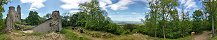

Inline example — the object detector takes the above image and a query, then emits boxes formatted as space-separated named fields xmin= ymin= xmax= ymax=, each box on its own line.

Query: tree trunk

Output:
xmin=163 ymin=26 xmax=166 ymax=38
xmin=212 ymin=13 xmax=215 ymax=37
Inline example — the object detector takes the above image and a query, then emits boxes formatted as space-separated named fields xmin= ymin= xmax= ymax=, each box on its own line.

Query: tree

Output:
xmin=67 ymin=0 xmax=126 ymax=35
xmin=61 ymin=13 xmax=72 ymax=27
xmin=144 ymin=0 xmax=161 ymax=37
xmin=43 ymin=13 xmax=51 ymax=19
xmin=192 ymin=10 xmax=210 ymax=32
xmin=78 ymin=0 xmax=109 ymax=30
xmin=203 ymin=0 xmax=217 ymax=36
xmin=144 ymin=0 xmax=193 ymax=38
xmin=25 ymin=11 xmax=43 ymax=25
xmin=0 ymin=0 xmax=8 ymax=30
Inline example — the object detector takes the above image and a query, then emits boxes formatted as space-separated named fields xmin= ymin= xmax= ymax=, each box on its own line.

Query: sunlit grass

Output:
xmin=60 ymin=28 xmax=89 ymax=40
xmin=0 ymin=33 xmax=9 ymax=40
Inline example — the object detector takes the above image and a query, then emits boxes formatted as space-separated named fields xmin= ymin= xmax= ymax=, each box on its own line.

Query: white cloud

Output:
xmin=69 ymin=10 xmax=80 ymax=13
xmin=60 ymin=0 xmax=91 ymax=13
xmin=177 ymin=0 xmax=200 ymax=18
xmin=183 ymin=0 xmax=197 ymax=9
xmin=61 ymin=0 xmax=136 ymax=11
xmin=99 ymin=0 xmax=112 ymax=4
xmin=105 ymin=0 xmax=155 ymax=11
xmin=99 ymin=2 xmax=108 ymax=10
xmin=108 ymin=0 xmax=133 ymax=10
xmin=109 ymin=15 xmax=144 ymax=21
xmin=179 ymin=0 xmax=198 ymax=10
xmin=98 ymin=0 xmax=112 ymax=10
xmin=20 ymin=0 xmax=46 ymax=11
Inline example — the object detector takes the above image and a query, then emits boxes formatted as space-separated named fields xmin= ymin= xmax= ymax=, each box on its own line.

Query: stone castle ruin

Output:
xmin=6 ymin=5 xmax=21 ymax=31
xmin=6 ymin=5 xmax=62 ymax=33
xmin=33 ymin=11 xmax=62 ymax=33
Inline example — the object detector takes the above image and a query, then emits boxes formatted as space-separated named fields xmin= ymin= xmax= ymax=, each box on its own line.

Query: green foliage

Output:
xmin=58 ymin=0 xmax=217 ymax=39
xmin=0 ymin=19 xmax=5 ymax=30
xmin=104 ymin=23 xmax=127 ymax=35
xmin=67 ymin=0 xmax=129 ymax=35
xmin=142 ymin=0 xmax=193 ymax=38
xmin=0 ymin=0 xmax=8 ymax=31
xmin=60 ymin=28 xmax=88 ymax=40
xmin=79 ymin=0 xmax=109 ymax=31
xmin=43 ymin=13 xmax=51 ymax=19
xmin=69 ymin=12 xmax=88 ymax=27
xmin=192 ymin=10 xmax=211 ymax=33
xmin=25 ymin=11 xmax=43 ymax=25
xmin=62 ymin=16 xmax=71 ymax=27
xmin=211 ymin=35 xmax=217 ymax=40
xmin=203 ymin=0 xmax=217 ymax=33
xmin=0 ymin=0 xmax=8 ymax=13
xmin=123 ymin=24 xmax=136 ymax=32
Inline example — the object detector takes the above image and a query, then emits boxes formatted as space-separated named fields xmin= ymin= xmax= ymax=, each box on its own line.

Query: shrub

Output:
xmin=0 ymin=19 xmax=5 ymax=30
xmin=104 ymin=23 xmax=127 ymax=35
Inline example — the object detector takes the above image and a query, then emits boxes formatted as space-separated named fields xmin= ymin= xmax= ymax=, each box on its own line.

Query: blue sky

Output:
xmin=2 ymin=0 xmax=203 ymax=22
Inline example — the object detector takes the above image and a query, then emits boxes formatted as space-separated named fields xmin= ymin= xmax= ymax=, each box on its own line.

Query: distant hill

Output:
xmin=112 ymin=21 xmax=143 ymax=25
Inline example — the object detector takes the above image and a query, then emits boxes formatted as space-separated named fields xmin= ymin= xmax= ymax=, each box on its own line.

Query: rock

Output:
xmin=22 ymin=30 xmax=33 ymax=33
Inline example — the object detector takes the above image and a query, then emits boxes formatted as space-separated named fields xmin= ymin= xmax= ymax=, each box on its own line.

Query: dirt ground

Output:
xmin=7 ymin=32 xmax=65 ymax=40
xmin=193 ymin=31 xmax=211 ymax=40
xmin=5 ymin=30 xmax=212 ymax=40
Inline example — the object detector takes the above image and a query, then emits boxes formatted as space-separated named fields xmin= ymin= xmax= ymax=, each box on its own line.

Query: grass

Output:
xmin=156 ymin=36 xmax=191 ymax=40
xmin=211 ymin=35 xmax=217 ymax=40
xmin=0 ymin=33 xmax=9 ymax=40
xmin=60 ymin=27 xmax=193 ymax=40
xmin=60 ymin=28 xmax=89 ymax=40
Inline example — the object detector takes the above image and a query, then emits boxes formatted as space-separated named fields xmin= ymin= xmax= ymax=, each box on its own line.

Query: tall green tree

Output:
xmin=61 ymin=13 xmax=71 ymax=27
xmin=0 ymin=0 xmax=8 ymax=30
xmin=203 ymin=0 xmax=217 ymax=36
xmin=43 ymin=13 xmax=51 ymax=19
xmin=78 ymin=0 xmax=109 ymax=30
xmin=25 ymin=11 xmax=43 ymax=25
xmin=192 ymin=10 xmax=210 ymax=32
xmin=144 ymin=0 xmax=161 ymax=37
xmin=69 ymin=0 xmax=126 ymax=35
xmin=144 ymin=0 xmax=193 ymax=38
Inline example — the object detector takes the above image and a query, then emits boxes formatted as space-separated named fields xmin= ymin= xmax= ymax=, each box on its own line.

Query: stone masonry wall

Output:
xmin=33 ymin=11 xmax=62 ymax=33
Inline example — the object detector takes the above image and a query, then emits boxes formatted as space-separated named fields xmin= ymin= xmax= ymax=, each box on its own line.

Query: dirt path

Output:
xmin=8 ymin=32 xmax=65 ymax=40
xmin=193 ymin=31 xmax=211 ymax=40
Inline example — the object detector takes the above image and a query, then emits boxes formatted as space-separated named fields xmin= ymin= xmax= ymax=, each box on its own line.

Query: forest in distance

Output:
xmin=1 ymin=0 xmax=217 ymax=40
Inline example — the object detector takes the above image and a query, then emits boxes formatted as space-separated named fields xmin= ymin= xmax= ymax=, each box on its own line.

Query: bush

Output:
xmin=0 ymin=19 xmax=5 ymax=30
xmin=123 ymin=24 xmax=136 ymax=32
xmin=104 ymin=23 xmax=127 ymax=35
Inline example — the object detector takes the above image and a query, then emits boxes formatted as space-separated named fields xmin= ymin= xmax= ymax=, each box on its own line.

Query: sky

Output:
xmin=2 ymin=0 xmax=203 ymax=22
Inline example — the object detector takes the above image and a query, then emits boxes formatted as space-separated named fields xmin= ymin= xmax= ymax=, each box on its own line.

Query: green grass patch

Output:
xmin=0 ymin=33 xmax=9 ymax=40
xmin=155 ymin=36 xmax=191 ymax=40
xmin=211 ymin=35 xmax=217 ymax=40
xmin=60 ymin=28 xmax=89 ymax=40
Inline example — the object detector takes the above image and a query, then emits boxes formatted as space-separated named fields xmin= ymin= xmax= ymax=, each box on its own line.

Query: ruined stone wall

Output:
xmin=51 ymin=11 xmax=62 ymax=32
xmin=33 ymin=20 xmax=52 ymax=33
xmin=33 ymin=11 xmax=62 ymax=33
xmin=6 ymin=6 xmax=20 ymax=31
xmin=17 ymin=5 xmax=21 ymax=20
xmin=6 ymin=5 xmax=62 ymax=33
